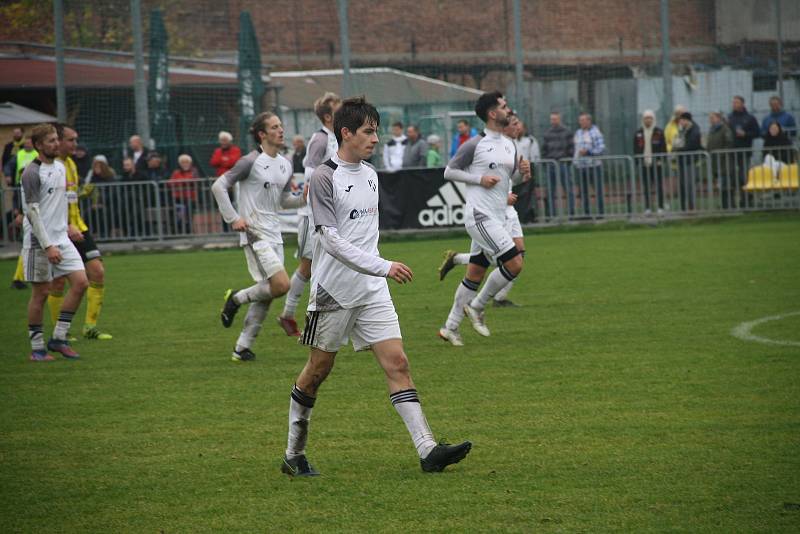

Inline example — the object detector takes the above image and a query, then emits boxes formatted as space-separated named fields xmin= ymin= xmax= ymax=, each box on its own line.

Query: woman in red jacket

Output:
xmin=209 ymin=131 xmax=241 ymax=177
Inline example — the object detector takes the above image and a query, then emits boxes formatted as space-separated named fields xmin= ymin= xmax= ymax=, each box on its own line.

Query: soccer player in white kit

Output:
xmin=438 ymin=114 xmax=529 ymax=307
xmin=438 ymin=92 xmax=530 ymax=347
xmin=211 ymin=112 xmax=306 ymax=362
xmin=277 ymin=92 xmax=341 ymax=337
xmin=20 ymin=123 xmax=89 ymax=361
xmin=281 ymin=97 xmax=471 ymax=476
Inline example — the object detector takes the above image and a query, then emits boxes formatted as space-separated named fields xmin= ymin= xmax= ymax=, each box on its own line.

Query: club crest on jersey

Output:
xmin=280 ymin=164 xmax=286 ymax=173
xmin=368 ymin=179 xmax=377 ymax=192
xmin=505 ymin=146 xmax=512 ymax=153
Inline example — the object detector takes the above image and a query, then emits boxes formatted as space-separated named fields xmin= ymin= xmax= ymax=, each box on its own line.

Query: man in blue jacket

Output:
xmin=760 ymin=96 xmax=797 ymax=138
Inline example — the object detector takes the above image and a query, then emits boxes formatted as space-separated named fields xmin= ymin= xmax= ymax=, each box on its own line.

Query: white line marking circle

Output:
xmin=731 ymin=311 xmax=800 ymax=347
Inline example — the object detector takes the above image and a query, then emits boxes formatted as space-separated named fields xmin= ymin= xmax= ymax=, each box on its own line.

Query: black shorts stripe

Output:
xmin=476 ymin=222 xmax=499 ymax=253
xmin=302 ymin=311 xmax=319 ymax=346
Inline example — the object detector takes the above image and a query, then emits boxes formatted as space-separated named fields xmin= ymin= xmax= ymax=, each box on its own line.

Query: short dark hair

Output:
xmin=333 ymin=96 xmax=380 ymax=145
xmin=392 ymin=121 xmax=403 ymax=129
xmin=475 ymin=91 xmax=504 ymax=122
xmin=249 ymin=111 xmax=277 ymax=146
xmin=457 ymin=119 xmax=470 ymax=126
xmin=733 ymin=95 xmax=745 ymax=104
xmin=54 ymin=122 xmax=76 ymax=140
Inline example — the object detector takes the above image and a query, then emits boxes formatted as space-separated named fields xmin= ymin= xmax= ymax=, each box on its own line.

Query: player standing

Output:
xmin=438 ymin=92 xmax=530 ymax=346
xmin=48 ymin=124 xmax=113 ymax=341
xmin=438 ymin=114 xmax=528 ymax=308
xmin=277 ymin=92 xmax=341 ymax=337
xmin=281 ymin=97 xmax=471 ymax=476
xmin=211 ymin=112 xmax=306 ymax=362
xmin=20 ymin=124 xmax=88 ymax=361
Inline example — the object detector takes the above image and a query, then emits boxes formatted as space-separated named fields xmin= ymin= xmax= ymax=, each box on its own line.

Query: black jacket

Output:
xmin=676 ymin=122 xmax=702 ymax=152
xmin=633 ymin=127 xmax=667 ymax=155
xmin=541 ymin=124 xmax=574 ymax=160
xmin=727 ymin=109 xmax=760 ymax=149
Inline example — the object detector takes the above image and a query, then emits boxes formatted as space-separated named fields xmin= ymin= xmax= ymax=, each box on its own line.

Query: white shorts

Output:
xmin=467 ymin=216 xmax=516 ymax=263
xmin=300 ymin=300 xmax=402 ymax=353
xmin=243 ymin=241 xmax=285 ymax=282
xmin=504 ymin=208 xmax=523 ymax=239
xmin=22 ymin=242 xmax=84 ymax=283
xmin=297 ymin=215 xmax=314 ymax=260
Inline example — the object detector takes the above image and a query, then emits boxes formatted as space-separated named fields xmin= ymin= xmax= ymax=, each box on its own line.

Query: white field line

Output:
xmin=731 ymin=311 xmax=800 ymax=348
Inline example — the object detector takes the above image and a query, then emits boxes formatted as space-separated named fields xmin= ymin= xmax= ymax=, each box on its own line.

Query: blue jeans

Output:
xmin=546 ymin=163 xmax=575 ymax=218
xmin=579 ymin=165 xmax=605 ymax=216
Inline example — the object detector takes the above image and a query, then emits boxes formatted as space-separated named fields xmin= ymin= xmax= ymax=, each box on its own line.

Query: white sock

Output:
xmin=235 ymin=300 xmax=269 ymax=351
xmin=494 ymin=280 xmax=514 ymax=302
xmin=390 ymin=389 xmax=436 ymax=458
xmin=445 ymin=278 xmax=479 ymax=331
xmin=234 ymin=282 xmax=272 ymax=305
xmin=286 ymin=384 xmax=315 ymax=459
xmin=53 ymin=310 xmax=75 ymax=340
xmin=471 ymin=267 xmax=516 ymax=311
xmin=453 ymin=253 xmax=470 ymax=265
xmin=282 ymin=270 xmax=309 ymax=318
xmin=28 ymin=324 xmax=45 ymax=351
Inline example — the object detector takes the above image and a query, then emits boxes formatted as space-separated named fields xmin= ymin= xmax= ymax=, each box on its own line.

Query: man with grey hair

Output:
xmin=210 ymin=130 xmax=241 ymax=177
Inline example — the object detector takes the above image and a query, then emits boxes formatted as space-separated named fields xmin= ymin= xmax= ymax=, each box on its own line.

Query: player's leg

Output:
xmin=438 ymin=249 xmax=470 ymax=281
xmin=48 ymin=275 xmax=66 ymax=326
xmin=279 ymin=216 xmax=313 ymax=334
xmin=282 ymin=308 xmax=351 ymax=477
xmin=47 ymin=244 xmax=88 ymax=359
xmin=25 ymin=246 xmax=54 ymax=361
xmin=439 ymin=241 xmax=487 ymax=345
xmin=493 ymin=235 xmax=525 ymax=307
xmin=80 ymin=233 xmax=112 ymax=340
xmin=359 ymin=305 xmax=470 ymax=472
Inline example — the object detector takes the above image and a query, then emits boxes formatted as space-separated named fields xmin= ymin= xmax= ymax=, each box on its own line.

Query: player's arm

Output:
xmin=444 ymin=137 xmax=498 ymax=188
xmin=21 ymin=167 xmax=61 ymax=263
xmin=211 ymin=155 xmax=253 ymax=230
xmin=280 ymin=175 xmax=306 ymax=209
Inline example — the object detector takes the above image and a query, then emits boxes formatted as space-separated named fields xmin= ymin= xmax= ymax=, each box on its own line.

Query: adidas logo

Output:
xmin=418 ymin=182 xmax=467 ymax=227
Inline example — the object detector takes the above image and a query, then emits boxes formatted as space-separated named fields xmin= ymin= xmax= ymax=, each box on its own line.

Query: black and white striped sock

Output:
xmin=28 ymin=324 xmax=44 ymax=351
xmin=53 ymin=310 xmax=75 ymax=341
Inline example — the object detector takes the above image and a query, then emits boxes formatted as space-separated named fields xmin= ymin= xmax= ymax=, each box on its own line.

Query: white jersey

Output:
xmin=221 ymin=149 xmax=294 ymax=246
xmin=21 ymin=159 xmax=69 ymax=249
xmin=307 ymin=153 xmax=390 ymax=310
xmin=300 ymin=126 xmax=338 ymax=216
xmin=446 ymin=129 xmax=517 ymax=226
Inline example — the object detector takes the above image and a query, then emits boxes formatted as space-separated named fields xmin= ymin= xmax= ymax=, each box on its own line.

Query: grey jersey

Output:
xmin=307 ymin=153 xmax=390 ymax=311
xmin=300 ymin=126 xmax=338 ymax=216
xmin=447 ymin=129 xmax=517 ymax=225
xmin=21 ymin=159 xmax=69 ymax=249
xmin=221 ymin=149 xmax=294 ymax=245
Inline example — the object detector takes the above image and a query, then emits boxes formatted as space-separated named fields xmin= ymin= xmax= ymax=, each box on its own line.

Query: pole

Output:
xmin=337 ymin=0 xmax=351 ymax=98
xmin=776 ymin=0 xmax=784 ymax=102
xmin=660 ymin=0 xmax=673 ymax=126
xmin=131 ymin=0 xmax=150 ymax=145
xmin=54 ymin=0 xmax=66 ymax=122
xmin=512 ymin=0 xmax=526 ymax=122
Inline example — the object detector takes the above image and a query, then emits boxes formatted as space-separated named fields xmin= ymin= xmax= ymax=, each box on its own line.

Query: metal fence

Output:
xmin=1 ymin=146 xmax=798 ymax=246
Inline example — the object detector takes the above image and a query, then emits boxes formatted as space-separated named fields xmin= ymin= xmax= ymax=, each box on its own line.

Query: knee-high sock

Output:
xmin=234 ymin=281 xmax=272 ymax=305
xmin=453 ymin=253 xmax=470 ymax=265
xmin=493 ymin=280 xmax=514 ymax=302
xmin=286 ymin=384 xmax=315 ymax=459
xmin=282 ymin=270 xmax=309 ymax=318
xmin=85 ymin=281 xmax=104 ymax=327
xmin=235 ymin=300 xmax=270 ymax=351
xmin=48 ymin=289 xmax=65 ymax=326
xmin=390 ymin=389 xmax=436 ymax=458
xmin=445 ymin=278 xmax=479 ymax=331
xmin=470 ymin=266 xmax=517 ymax=311
xmin=13 ymin=255 xmax=24 ymax=282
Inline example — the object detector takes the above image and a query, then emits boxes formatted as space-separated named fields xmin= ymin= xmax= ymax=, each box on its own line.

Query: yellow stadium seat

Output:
xmin=744 ymin=163 xmax=799 ymax=191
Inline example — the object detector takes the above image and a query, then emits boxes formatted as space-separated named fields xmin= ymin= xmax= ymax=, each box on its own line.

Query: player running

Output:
xmin=48 ymin=123 xmax=113 ymax=341
xmin=277 ymin=92 xmax=341 ymax=337
xmin=211 ymin=112 xmax=306 ymax=362
xmin=20 ymin=124 xmax=88 ymax=361
xmin=281 ymin=97 xmax=471 ymax=476
xmin=438 ymin=114 xmax=529 ymax=308
xmin=438 ymin=92 xmax=530 ymax=346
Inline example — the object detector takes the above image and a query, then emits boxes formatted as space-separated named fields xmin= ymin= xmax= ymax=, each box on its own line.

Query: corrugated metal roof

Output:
xmin=0 ymin=101 xmax=57 ymax=125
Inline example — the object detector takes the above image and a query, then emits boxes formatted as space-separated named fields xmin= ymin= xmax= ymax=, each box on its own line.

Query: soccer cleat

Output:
xmin=277 ymin=315 xmax=301 ymax=337
xmin=29 ymin=350 xmax=55 ymax=362
xmin=420 ymin=441 xmax=472 ymax=472
xmin=10 ymin=280 xmax=28 ymax=290
xmin=83 ymin=326 xmax=113 ymax=340
xmin=281 ymin=455 xmax=320 ymax=477
xmin=438 ymin=327 xmax=464 ymax=347
xmin=46 ymin=338 xmax=80 ymax=359
xmin=463 ymin=304 xmax=490 ymax=337
xmin=438 ymin=250 xmax=458 ymax=281
xmin=231 ymin=347 xmax=256 ymax=362
xmin=220 ymin=289 xmax=241 ymax=328
xmin=492 ymin=299 xmax=520 ymax=308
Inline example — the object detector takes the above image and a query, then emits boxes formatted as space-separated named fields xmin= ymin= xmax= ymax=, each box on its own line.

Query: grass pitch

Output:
xmin=1 ymin=214 xmax=799 ymax=532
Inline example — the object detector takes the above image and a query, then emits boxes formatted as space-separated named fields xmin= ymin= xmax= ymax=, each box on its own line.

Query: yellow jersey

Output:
xmin=58 ymin=156 xmax=89 ymax=232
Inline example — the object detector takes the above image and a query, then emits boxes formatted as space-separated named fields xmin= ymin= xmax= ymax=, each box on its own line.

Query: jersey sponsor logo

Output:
xmin=489 ymin=162 xmax=498 ymax=169
xmin=418 ymin=181 xmax=467 ymax=227
xmin=349 ymin=206 xmax=379 ymax=220
xmin=344 ymin=185 xmax=354 ymax=192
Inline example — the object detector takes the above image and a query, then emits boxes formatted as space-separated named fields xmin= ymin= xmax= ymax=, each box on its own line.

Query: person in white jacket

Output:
xmin=382 ymin=121 xmax=406 ymax=172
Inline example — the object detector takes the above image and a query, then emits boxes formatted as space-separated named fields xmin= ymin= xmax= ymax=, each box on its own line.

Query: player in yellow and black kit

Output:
xmin=50 ymin=124 xmax=112 ymax=340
